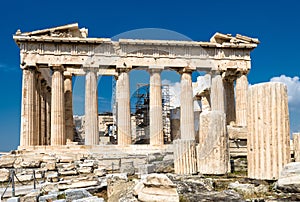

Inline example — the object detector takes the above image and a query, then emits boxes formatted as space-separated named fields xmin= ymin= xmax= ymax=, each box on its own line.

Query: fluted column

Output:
xmin=236 ymin=73 xmax=248 ymax=127
xmin=20 ymin=66 xmax=37 ymax=146
xmin=85 ymin=69 xmax=99 ymax=145
xmin=64 ymin=72 xmax=74 ymax=143
xmin=149 ymin=68 xmax=163 ymax=145
xmin=174 ymin=69 xmax=197 ymax=175
xmin=210 ymin=71 xmax=225 ymax=112
xmin=50 ymin=65 xmax=66 ymax=145
xmin=46 ymin=87 xmax=51 ymax=145
xmin=40 ymin=80 xmax=47 ymax=145
xmin=117 ymin=69 xmax=131 ymax=145
xmin=35 ymin=73 xmax=42 ymax=145
xmin=180 ymin=71 xmax=195 ymax=140
xmin=293 ymin=133 xmax=300 ymax=162
xmin=224 ymin=78 xmax=236 ymax=124
xmin=247 ymin=82 xmax=290 ymax=180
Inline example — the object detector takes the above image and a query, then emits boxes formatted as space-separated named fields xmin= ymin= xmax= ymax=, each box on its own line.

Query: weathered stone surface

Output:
xmin=93 ymin=167 xmax=107 ymax=177
xmin=168 ymin=174 xmax=243 ymax=201
xmin=0 ymin=155 xmax=16 ymax=168
xmin=120 ymin=161 xmax=135 ymax=175
xmin=39 ymin=193 xmax=58 ymax=202
xmin=98 ymin=159 xmax=120 ymax=171
xmin=108 ymin=180 xmax=137 ymax=202
xmin=46 ymin=171 xmax=59 ymax=182
xmin=277 ymin=162 xmax=300 ymax=193
xmin=72 ymin=196 xmax=104 ymax=202
xmin=21 ymin=189 xmax=40 ymax=202
xmin=65 ymin=188 xmax=92 ymax=201
xmin=228 ymin=181 xmax=268 ymax=196
xmin=107 ymin=173 xmax=128 ymax=198
xmin=40 ymin=182 xmax=59 ymax=193
xmin=77 ymin=166 xmax=93 ymax=174
xmin=41 ymin=162 xmax=56 ymax=171
xmin=7 ymin=197 xmax=20 ymax=202
xmin=135 ymin=174 xmax=179 ymax=202
xmin=138 ymin=164 xmax=155 ymax=177
xmin=248 ymin=82 xmax=290 ymax=180
xmin=15 ymin=173 xmax=33 ymax=182
xmin=58 ymin=180 xmax=99 ymax=190
xmin=294 ymin=133 xmax=300 ymax=162
xmin=173 ymin=139 xmax=197 ymax=175
xmin=0 ymin=168 xmax=10 ymax=182
xmin=197 ymin=111 xmax=229 ymax=174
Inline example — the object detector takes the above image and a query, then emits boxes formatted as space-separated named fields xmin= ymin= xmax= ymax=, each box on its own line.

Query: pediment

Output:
xmin=15 ymin=23 xmax=88 ymax=38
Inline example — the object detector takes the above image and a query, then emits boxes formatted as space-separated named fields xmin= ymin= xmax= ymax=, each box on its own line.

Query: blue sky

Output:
xmin=0 ymin=0 xmax=300 ymax=151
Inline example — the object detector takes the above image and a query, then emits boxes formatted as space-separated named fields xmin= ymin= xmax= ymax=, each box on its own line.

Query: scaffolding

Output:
xmin=131 ymin=83 xmax=171 ymax=144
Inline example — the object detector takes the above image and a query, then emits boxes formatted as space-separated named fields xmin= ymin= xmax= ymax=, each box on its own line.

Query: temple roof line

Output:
xmin=13 ymin=23 xmax=259 ymax=49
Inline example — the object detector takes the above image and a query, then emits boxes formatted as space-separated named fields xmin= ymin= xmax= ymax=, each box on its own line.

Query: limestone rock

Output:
xmin=65 ymin=188 xmax=92 ymax=201
xmin=40 ymin=182 xmax=59 ymax=193
xmin=228 ymin=181 xmax=268 ymax=196
xmin=78 ymin=166 xmax=93 ymax=174
xmin=138 ymin=164 xmax=155 ymax=177
xmin=72 ymin=196 xmax=104 ymax=202
xmin=0 ymin=155 xmax=16 ymax=168
xmin=135 ymin=174 xmax=179 ymax=202
xmin=7 ymin=197 xmax=20 ymax=202
xmin=107 ymin=173 xmax=128 ymax=198
xmin=39 ymin=193 xmax=58 ymax=202
xmin=120 ymin=161 xmax=135 ymax=176
xmin=277 ymin=162 xmax=300 ymax=192
xmin=41 ymin=162 xmax=56 ymax=171
xmin=93 ymin=167 xmax=107 ymax=177
xmin=0 ymin=168 xmax=10 ymax=182
xmin=21 ymin=189 xmax=40 ymax=202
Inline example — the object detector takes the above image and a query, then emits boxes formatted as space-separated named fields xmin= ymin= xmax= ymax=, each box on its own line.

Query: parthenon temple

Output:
xmin=12 ymin=23 xmax=293 ymax=180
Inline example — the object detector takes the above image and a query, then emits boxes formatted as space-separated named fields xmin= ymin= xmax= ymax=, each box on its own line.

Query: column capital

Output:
xmin=178 ymin=66 xmax=194 ymax=74
xmin=83 ymin=67 xmax=98 ymax=73
xmin=50 ymin=64 xmax=64 ymax=72
xmin=148 ymin=65 xmax=164 ymax=73
xmin=22 ymin=65 xmax=36 ymax=71
xmin=116 ymin=67 xmax=131 ymax=73
xmin=63 ymin=71 xmax=73 ymax=78
xmin=236 ymin=70 xmax=249 ymax=77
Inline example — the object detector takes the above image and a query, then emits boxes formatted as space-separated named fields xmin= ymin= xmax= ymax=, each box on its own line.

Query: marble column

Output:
xmin=20 ymin=66 xmax=37 ymax=146
xmin=210 ymin=71 xmax=225 ymax=112
xmin=247 ymin=82 xmax=290 ymax=180
xmin=50 ymin=65 xmax=66 ymax=145
xmin=40 ymin=80 xmax=47 ymax=145
xmin=236 ymin=73 xmax=248 ymax=127
xmin=149 ymin=68 xmax=163 ymax=145
xmin=35 ymin=73 xmax=42 ymax=145
xmin=293 ymin=133 xmax=300 ymax=162
xmin=117 ymin=69 xmax=131 ymax=145
xmin=224 ymin=78 xmax=236 ymax=124
xmin=180 ymin=71 xmax=195 ymax=140
xmin=64 ymin=72 xmax=74 ymax=143
xmin=174 ymin=70 xmax=197 ymax=175
xmin=197 ymin=111 xmax=229 ymax=174
xmin=46 ymin=87 xmax=51 ymax=145
xmin=85 ymin=70 xmax=99 ymax=145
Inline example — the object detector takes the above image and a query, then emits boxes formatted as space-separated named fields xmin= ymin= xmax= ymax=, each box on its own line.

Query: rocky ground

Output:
xmin=1 ymin=151 xmax=300 ymax=201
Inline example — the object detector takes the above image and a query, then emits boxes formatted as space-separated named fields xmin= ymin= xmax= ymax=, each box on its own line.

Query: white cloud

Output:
xmin=162 ymin=79 xmax=181 ymax=108
xmin=270 ymin=75 xmax=300 ymax=133
xmin=270 ymin=75 xmax=300 ymax=109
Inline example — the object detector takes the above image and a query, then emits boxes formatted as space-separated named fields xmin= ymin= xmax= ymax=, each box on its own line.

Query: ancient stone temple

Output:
xmin=14 ymin=23 xmax=260 ymax=175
